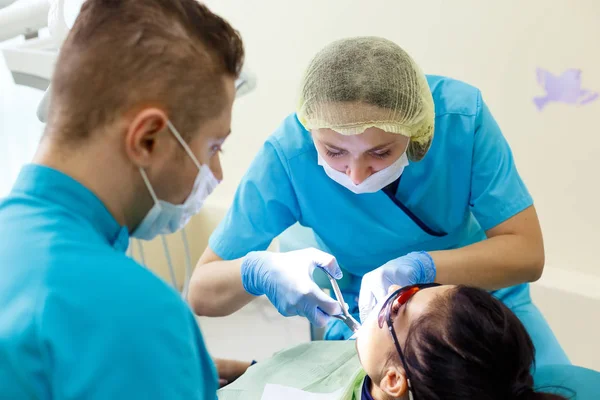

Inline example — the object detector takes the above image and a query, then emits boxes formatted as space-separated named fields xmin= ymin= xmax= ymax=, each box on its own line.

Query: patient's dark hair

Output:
xmin=403 ymin=286 xmax=567 ymax=400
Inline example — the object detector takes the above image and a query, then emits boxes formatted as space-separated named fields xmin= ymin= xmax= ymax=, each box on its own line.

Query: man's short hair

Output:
xmin=48 ymin=0 xmax=244 ymax=142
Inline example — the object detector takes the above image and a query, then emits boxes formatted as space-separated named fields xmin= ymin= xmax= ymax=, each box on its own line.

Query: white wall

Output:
xmin=0 ymin=35 xmax=44 ymax=197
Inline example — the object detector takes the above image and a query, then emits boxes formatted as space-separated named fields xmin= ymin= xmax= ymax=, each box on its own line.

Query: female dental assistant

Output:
xmin=188 ymin=37 xmax=569 ymax=367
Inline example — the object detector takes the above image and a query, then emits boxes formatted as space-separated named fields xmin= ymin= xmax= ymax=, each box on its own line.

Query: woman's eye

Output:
xmin=371 ymin=150 xmax=392 ymax=160
xmin=211 ymin=145 xmax=223 ymax=154
xmin=326 ymin=149 xmax=345 ymax=158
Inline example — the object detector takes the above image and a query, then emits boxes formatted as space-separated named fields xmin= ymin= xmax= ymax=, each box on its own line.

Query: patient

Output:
xmin=217 ymin=284 xmax=567 ymax=399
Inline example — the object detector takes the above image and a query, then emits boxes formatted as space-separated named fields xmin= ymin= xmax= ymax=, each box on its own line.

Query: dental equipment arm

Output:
xmin=2 ymin=0 xmax=257 ymax=115
xmin=0 ymin=0 xmax=17 ymax=8
xmin=0 ymin=0 xmax=48 ymax=42
xmin=0 ymin=0 xmax=66 ymax=92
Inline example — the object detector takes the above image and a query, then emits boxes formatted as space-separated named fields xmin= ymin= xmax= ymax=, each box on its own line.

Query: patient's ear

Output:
xmin=378 ymin=365 xmax=409 ymax=399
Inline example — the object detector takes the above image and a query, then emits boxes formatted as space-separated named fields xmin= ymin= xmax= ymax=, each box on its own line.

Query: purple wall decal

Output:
xmin=534 ymin=68 xmax=598 ymax=111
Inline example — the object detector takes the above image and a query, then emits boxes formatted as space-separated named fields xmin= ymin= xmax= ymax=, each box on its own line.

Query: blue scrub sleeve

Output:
xmin=40 ymin=261 xmax=218 ymax=399
xmin=469 ymin=95 xmax=533 ymax=231
xmin=209 ymin=140 xmax=301 ymax=260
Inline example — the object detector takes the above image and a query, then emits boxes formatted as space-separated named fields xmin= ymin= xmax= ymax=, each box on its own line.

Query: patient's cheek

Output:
xmin=356 ymin=312 xmax=386 ymax=376
xmin=356 ymin=335 xmax=372 ymax=373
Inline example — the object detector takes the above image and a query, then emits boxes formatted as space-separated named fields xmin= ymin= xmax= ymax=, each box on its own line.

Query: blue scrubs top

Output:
xmin=0 ymin=165 xmax=217 ymax=399
xmin=210 ymin=75 xmax=569 ymax=366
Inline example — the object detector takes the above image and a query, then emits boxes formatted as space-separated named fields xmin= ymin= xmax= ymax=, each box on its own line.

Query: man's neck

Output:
xmin=33 ymin=138 xmax=144 ymax=229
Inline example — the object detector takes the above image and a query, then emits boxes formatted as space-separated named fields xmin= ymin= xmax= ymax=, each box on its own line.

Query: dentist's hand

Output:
xmin=241 ymin=248 xmax=343 ymax=327
xmin=358 ymin=252 xmax=436 ymax=322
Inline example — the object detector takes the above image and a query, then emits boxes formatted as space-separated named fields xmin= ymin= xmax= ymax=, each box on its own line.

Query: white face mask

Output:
xmin=131 ymin=121 xmax=219 ymax=240
xmin=317 ymin=151 xmax=409 ymax=194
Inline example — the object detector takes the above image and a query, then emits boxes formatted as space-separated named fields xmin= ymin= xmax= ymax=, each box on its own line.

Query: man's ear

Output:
xmin=379 ymin=364 xmax=409 ymax=399
xmin=124 ymin=108 xmax=169 ymax=168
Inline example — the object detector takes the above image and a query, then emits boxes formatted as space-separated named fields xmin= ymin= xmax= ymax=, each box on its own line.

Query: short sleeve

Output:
xmin=40 ymin=258 xmax=218 ymax=400
xmin=469 ymin=94 xmax=533 ymax=231
xmin=209 ymin=139 xmax=301 ymax=260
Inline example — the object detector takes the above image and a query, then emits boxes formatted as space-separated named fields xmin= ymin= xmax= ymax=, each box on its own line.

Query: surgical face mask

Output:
xmin=131 ymin=121 xmax=219 ymax=240
xmin=317 ymin=151 xmax=409 ymax=194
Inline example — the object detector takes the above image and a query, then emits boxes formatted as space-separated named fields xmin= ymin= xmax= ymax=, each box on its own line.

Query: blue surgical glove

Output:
xmin=241 ymin=248 xmax=344 ymax=327
xmin=358 ymin=251 xmax=436 ymax=322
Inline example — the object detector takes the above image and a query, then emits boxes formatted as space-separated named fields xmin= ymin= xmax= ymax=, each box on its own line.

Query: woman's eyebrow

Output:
xmin=321 ymin=141 xmax=345 ymax=151
xmin=367 ymin=141 xmax=397 ymax=152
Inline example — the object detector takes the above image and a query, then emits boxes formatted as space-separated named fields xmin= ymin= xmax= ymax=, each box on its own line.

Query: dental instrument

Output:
xmin=320 ymin=266 xmax=361 ymax=333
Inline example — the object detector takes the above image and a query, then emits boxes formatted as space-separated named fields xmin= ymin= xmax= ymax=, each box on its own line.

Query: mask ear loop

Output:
xmin=136 ymin=240 xmax=147 ymax=267
xmin=166 ymin=120 xmax=203 ymax=170
xmin=180 ymin=227 xmax=192 ymax=300
xmin=160 ymin=235 xmax=178 ymax=290
xmin=133 ymin=122 xmax=195 ymax=293
xmin=139 ymin=168 xmax=161 ymax=205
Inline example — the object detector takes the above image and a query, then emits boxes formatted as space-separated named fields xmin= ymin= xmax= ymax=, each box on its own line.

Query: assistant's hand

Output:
xmin=241 ymin=248 xmax=343 ymax=327
xmin=213 ymin=358 xmax=252 ymax=387
xmin=358 ymin=251 xmax=436 ymax=322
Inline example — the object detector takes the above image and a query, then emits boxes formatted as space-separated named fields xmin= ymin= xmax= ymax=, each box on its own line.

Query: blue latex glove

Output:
xmin=358 ymin=251 xmax=436 ymax=322
xmin=241 ymin=248 xmax=344 ymax=327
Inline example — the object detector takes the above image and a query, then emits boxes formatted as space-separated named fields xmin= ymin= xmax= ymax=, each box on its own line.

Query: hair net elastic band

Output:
xmin=301 ymin=121 xmax=432 ymax=143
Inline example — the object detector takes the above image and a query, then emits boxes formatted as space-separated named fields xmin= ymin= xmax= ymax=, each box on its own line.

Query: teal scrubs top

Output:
xmin=0 ymin=165 xmax=217 ymax=399
xmin=209 ymin=75 xmax=569 ymax=366
xmin=534 ymin=364 xmax=600 ymax=399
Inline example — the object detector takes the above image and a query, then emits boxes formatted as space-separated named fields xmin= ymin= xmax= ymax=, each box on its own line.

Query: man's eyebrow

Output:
xmin=220 ymin=129 xmax=232 ymax=139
